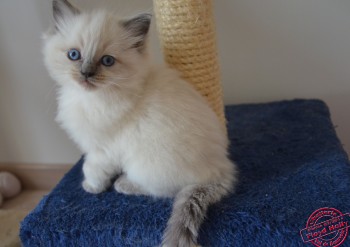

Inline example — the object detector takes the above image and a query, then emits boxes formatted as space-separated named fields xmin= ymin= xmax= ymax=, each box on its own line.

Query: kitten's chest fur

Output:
xmin=56 ymin=87 xmax=135 ymax=153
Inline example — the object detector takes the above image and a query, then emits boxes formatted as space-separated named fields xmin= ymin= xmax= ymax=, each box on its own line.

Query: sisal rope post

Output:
xmin=152 ymin=0 xmax=226 ymax=127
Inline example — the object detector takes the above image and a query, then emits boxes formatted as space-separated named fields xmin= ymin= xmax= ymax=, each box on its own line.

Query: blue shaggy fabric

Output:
xmin=20 ymin=99 xmax=350 ymax=247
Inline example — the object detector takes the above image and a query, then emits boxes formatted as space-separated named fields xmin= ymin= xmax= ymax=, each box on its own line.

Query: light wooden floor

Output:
xmin=0 ymin=163 xmax=71 ymax=246
xmin=0 ymin=163 xmax=72 ymax=247
xmin=0 ymin=163 xmax=72 ymax=210
xmin=0 ymin=190 xmax=50 ymax=246
xmin=2 ymin=190 xmax=50 ymax=211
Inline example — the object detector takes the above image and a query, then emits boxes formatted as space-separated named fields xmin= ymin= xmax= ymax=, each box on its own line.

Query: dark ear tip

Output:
xmin=141 ymin=13 xmax=152 ymax=19
xmin=52 ymin=0 xmax=65 ymax=9
xmin=121 ymin=13 xmax=152 ymax=51
xmin=52 ymin=1 xmax=61 ymax=21
xmin=52 ymin=0 xmax=58 ymax=10
xmin=121 ymin=12 xmax=152 ymax=35
xmin=52 ymin=0 xmax=80 ymax=19
xmin=52 ymin=0 xmax=60 ymax=11
xmin=136 ymin=13 xmax=152 ymax=25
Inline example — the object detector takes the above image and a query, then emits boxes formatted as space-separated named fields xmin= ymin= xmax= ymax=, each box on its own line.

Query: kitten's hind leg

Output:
xmin=114 ymin=175 xmax=148 ymax=196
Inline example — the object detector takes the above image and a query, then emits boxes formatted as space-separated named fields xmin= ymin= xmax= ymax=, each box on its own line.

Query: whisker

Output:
xmin=101 ymin=81 xmax=143 ymax=98
xmin=103 ymin=74 xmax=137 ymax=80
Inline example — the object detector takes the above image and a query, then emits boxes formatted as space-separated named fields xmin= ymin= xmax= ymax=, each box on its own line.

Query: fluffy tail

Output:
xmin=162 ymin=181 xmax=233 ymax=247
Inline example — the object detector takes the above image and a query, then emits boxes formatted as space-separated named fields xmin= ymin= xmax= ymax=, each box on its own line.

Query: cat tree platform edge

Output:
xmin=20 ymin=99 xmax=350 ymax=246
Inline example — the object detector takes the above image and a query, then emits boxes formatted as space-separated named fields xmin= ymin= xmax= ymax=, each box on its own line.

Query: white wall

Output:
xmin=0 ymin=0 xmax=349 ymax=164
xmin=215 ymin=0 xmax=350 ymax=154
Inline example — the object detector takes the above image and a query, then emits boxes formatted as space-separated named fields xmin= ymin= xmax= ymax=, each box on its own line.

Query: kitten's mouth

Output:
xmin=79 ymin=79 xmax=97 ymax=90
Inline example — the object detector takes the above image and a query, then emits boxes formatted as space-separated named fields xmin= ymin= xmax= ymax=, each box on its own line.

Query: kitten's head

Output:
xmin=43 ymin=0 xmax=151 ymax=92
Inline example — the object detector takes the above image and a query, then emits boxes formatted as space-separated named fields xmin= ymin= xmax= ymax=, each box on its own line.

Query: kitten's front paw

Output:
xmin=82 ymin=180 xmax=106 ymax=194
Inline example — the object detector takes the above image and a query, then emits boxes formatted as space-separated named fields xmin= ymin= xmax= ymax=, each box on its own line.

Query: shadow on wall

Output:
xmin=323 ymin=93 xmax=350 ymax=155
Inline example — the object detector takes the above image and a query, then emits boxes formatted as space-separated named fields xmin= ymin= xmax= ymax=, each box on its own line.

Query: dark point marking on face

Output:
xmin=80 ymin=62 xmax=97 ymax=80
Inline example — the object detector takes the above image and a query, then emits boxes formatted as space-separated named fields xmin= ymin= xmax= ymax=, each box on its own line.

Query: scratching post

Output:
xmin=153 ymin=0 xmax=226 ymax=126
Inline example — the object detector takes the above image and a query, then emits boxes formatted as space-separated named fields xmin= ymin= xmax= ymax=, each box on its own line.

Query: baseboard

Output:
xmin=0 ymin=163 xmax=73 ymax=190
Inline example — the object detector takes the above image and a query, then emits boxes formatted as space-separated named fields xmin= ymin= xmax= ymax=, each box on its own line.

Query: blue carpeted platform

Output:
xmin=20 ymin=99 xmax=350 ymax=246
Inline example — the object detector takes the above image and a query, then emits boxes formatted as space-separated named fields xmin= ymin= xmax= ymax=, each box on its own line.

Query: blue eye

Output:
xmin=101 ymin=55 xmax=115 ymax=67
xmin=67 ymin=49 xmax=81 ymax=61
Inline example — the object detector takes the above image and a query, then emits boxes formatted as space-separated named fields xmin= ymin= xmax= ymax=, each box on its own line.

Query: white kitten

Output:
xmin=43 ymin=1 xmax=238 ymax=246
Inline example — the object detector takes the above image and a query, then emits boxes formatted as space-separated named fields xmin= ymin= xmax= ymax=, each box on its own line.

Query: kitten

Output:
xmin=43 ymin=0 xmax=238 ymax=246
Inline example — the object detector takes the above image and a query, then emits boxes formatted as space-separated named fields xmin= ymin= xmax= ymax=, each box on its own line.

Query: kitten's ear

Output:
xmin=52 ymin=0 xmax=80 ymax=29
xmin=121 ymin=13 xmax=152 ymax=52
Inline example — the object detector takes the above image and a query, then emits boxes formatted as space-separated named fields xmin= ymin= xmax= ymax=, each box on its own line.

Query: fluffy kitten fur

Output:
xmin=43 ymin=1 xmax=237 ymax=246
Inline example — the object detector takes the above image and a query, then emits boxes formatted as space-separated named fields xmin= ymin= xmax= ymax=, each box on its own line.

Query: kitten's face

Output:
xmin=43 ymin=0 xmax=151 ymax=92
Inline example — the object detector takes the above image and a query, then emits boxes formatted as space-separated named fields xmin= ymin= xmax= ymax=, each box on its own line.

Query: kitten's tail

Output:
xmin=162 ymin=178 xmax=234 ymax=247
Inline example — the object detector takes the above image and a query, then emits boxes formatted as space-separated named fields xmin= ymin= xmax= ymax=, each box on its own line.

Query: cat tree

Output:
xmin=153 ymin=0 xmax=226 ymax=126
xmin=20 ymin=1 xmax=350 ymax=246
